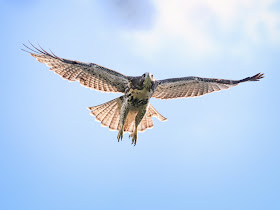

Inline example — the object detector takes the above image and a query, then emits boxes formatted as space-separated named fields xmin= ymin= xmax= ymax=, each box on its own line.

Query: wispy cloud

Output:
xmin=121 ymin=0 xmax=280 ymax=57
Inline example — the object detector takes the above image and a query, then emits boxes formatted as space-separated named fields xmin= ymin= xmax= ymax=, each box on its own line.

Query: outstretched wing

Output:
xmin=153 ymin=73 xmax=264 ymax=100
xmin=23 ymin=43 xmax=129 ymax=93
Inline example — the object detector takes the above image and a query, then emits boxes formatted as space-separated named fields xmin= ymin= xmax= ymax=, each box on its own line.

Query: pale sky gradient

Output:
xmin=123 ymin=0 xmax=280 ymax=56
xmin=1 ymin=1 xmax=279 ymax=210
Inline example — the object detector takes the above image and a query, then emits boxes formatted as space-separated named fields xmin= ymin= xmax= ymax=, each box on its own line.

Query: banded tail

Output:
xmin=88 ymin=96 xmax=167 ymax=134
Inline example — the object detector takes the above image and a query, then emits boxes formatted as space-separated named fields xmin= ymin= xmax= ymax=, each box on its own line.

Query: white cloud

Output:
xmin=121 ymin=0 xmax=280 ymax=57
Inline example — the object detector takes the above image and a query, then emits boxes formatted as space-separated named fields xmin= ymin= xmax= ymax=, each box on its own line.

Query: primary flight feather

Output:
xmin=23 ymin=43 xmax=264 ymax=145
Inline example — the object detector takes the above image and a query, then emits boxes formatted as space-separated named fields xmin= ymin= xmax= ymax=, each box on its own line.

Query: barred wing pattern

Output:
xmin=153 ymin=73 xmax=264 ymax=100
xmin=88 ymin=97 xmax=167 ymax=134
xmin=24 ymin=43 xmax=129 ymax=93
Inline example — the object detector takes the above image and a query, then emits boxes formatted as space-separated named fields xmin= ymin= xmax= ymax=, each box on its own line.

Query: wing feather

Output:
xmin=24 ymin=43 xmax=129 ymax=93
xmin=153 ymin=73 xmax=264 ymax=100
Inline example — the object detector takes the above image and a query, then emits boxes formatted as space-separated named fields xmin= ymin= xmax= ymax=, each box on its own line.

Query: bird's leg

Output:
xmin=131 ymin=129 xmax=138 ymax=145
xmin=117 ymin=128 xmax=124 ymax=142
xmin=117 ymin=99 xmax=129 ymax=142
xmin=132 ymin=106 xmax=147 ymax=145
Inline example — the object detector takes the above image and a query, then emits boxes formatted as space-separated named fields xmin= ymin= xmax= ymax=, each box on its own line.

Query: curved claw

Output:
xmin=117 ymin=129 xmax=124 ymax=142
xmin=131 ymin=132 xmax=138 ymax=145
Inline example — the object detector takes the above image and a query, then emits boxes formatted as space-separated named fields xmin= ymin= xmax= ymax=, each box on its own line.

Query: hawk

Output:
xmin=23 ymin=43 xmax=264 ymax=145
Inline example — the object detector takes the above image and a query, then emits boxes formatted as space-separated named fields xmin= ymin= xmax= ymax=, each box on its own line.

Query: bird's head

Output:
xmin=142 ymin=72 xmax=155 ymax=81
xmin=142 ymin=72 xmax=155 ymax=89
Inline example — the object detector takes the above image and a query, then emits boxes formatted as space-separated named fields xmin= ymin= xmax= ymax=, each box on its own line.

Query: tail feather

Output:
xmin=96 ymin=100 xmax=116 ymax=123
xmin=146 ymin=114 xmax=154 ymax=129
xmin=123 ymin=119 xmax=131 ymax=132
xmin=89 ymin=97 xmax=121 ymax=124
xmin=123 ymin=111 xmax=137 ymax=133
xmin=89 ymin=97 xmax=118 ymax=117
xmin=109 ymin=109 xmax=120 ymax=131
xmin=89 ymin=97 xmax=167 ymax=134
xmin=101 ymin=103 xmax=118 ymax=127
xmin=127 ymin=122 xmax=135 ymax=133
xmin=138 ymin=115 xmax=148 ymax=132
xmin=137 ymin=104 xmax=165 ymax=132
xmin=148 ymin=104 xmax=168 ymax=122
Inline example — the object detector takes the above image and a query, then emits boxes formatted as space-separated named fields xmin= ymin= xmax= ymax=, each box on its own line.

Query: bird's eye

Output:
xmin=142 ymin=74 xmax=145 ymax=77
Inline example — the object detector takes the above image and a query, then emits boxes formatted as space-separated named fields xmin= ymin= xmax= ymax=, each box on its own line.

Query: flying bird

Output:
xmin=23 ymin=43 xmax=264 ymax=145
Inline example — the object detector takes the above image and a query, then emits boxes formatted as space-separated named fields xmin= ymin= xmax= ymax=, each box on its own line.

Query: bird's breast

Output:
xmin=126 ymin=88 xmax=152 ymax=108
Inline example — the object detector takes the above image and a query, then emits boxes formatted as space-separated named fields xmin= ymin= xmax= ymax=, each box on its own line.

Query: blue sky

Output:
xmin=1 ymin=0 xmax=279 ymax=209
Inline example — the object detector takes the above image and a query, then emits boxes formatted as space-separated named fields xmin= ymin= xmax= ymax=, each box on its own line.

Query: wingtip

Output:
xmin=252 ymin=72 xmax=264 ymax=81
xmin=87 ymin=107 xmax=93 ymax=111
xmin=22 ymin=41 xmax=61 ymax=59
